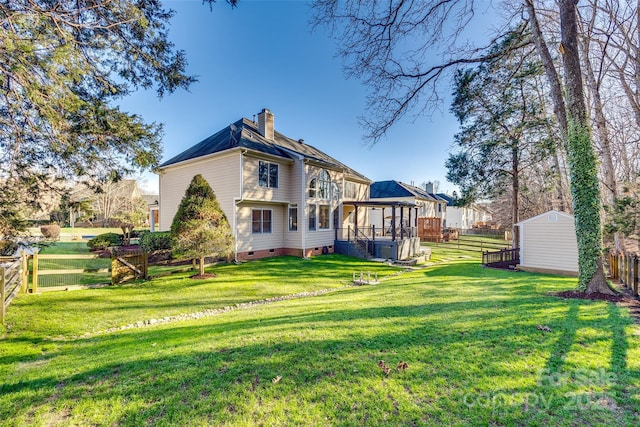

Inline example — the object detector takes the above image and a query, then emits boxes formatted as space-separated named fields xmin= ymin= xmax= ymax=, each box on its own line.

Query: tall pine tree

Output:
xmin=171 ymin=175 xmax=233 ymax=277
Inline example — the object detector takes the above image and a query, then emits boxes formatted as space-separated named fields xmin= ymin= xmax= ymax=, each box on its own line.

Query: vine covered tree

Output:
xmin=526 ymin=0 xmax=614 ymax=294
xmin=170 ymin=174 xmax=233 ymax=278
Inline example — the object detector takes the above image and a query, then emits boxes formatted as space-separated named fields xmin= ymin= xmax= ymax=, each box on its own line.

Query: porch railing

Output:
xmin=482 ymin=248 xmax=520 ymax=269
xmin=335 ymin=226 xmax=417 ymax=241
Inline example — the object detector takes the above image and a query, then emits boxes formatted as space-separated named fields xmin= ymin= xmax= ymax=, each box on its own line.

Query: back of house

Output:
xmin=156 ymin=109 xmax=371 ymax=261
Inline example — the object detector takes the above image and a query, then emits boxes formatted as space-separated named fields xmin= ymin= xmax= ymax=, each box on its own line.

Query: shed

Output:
xmin=516 ymin=210 xmax=578 ymax=276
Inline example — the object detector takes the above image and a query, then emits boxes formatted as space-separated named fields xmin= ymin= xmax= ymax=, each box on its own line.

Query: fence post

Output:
xmin=20 ymin=250 xmax=27 ymax=293
xmin=143 ymin=252 xmax=149 ymax=280
xmin=634 ymin=257 xmax=639 ymax=297
xmin=608 ymin=254 xmax=614 ymax=279
xmin=111 ymin=251 xmax=117 ymax=286
xmin=32 ymin=253 xmax=38 ymax=293
xmin=1 ymin=267 xmax=5 ymax=324
xmin=618 ymin=255 xmax=623 ymax=283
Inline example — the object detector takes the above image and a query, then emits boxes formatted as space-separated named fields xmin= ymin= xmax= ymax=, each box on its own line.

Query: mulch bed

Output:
xmin=554 ymin=290 xmax=623 ymax=303
xmin=553 ymin=283 xmax=640 ymax=322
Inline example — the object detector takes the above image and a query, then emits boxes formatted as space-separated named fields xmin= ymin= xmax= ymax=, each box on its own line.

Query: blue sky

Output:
xmin=121 ymin=0 xmax=471 ymax=194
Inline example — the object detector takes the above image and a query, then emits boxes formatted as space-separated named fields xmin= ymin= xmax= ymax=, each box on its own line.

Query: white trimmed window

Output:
xmin=318 ymin=170 xmax=331 ymax=199
xmin=344 ymin=181 xmax=356 ymax=199
xmin=288 ymin=205 xmax=298 ymax=231
xmin=258 ymin=161 xmax=278 ymax=188
xmin=319 ymin=205 xmax=330 ymax=230
xmin=309 ymin=178 xmax=316 ymax=197
xmin=252 ymin=209 xmax=272 ymax=233
xmin=309 ymin=204 xmax=317 ymax=231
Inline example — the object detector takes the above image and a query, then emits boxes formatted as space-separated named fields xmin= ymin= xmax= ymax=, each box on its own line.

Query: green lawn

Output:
xmin=37 ymin=242 xmax=93 ymax=255
xmin=1 ymin=253 xmax=639 ymax=426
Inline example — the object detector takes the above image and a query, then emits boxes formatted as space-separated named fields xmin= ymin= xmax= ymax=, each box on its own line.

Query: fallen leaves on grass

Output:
xmin=377 ymin=360 xmax=408 ymax=376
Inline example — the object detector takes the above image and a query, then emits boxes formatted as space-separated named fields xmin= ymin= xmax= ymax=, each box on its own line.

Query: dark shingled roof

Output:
xmin=159 ymin=118 xmax=369 ymax=181
xmin=436 ymin=193 xmax=455 ymax=206
xmin=371 ymin=180 xmax=440 ymax=201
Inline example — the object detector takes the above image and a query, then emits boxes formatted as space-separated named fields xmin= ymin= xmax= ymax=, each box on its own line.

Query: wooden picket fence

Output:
xmin=1 ymin=253 xmax=29 ymax=324
xmin=111 ymin=250 xmax=148 ymax=284
xmin=29 ymin=250 xmax=148 ymax=291
xmin=1 ymin=250 xmax=150 ymax=324
xmin=609 ymin=253 xmax=638 ymax=297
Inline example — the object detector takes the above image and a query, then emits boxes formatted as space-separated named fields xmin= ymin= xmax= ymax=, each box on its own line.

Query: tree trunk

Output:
xmin=526 ymin=0 xmax=571 ymax=210
xmin=526 ymin=0 xmax=568 ymax=136
xmin=512 ymin=141 xmax=520 ymax=249
xmin=559 ymin=0 xmax=614 ymax=294
xmin=199 ymin=256 xmax=205 ymax=276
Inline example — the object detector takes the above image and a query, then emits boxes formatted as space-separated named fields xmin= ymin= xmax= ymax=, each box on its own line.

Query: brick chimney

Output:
xmin=257 ymin=108 xmax=274 ymax=140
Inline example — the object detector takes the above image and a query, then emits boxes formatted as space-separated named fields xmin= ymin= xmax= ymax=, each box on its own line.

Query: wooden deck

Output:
xmin=482 ymin=248 xmax=520 ymax=270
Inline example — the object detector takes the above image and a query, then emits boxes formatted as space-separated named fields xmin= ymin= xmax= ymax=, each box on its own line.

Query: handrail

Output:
xmin=354 ymin=227 xmax=374 ymax=258
xmin=482 ymin=248 xmax=520 ymax=267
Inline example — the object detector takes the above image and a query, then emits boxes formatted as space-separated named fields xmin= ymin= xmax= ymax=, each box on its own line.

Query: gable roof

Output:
xmin=158 ymin=117 xmax=369 ymax=182
xmin=436 ymin=193 xmax=456 ymax=206
xmin=515 ymin=210 xmax=574 ymax=226
xmin=370 ymin=180 xmax=440 ymax=202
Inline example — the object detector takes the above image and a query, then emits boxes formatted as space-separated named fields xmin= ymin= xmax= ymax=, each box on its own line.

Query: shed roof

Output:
xmin=515 ymin=210 xmax=574 ymax=226
xmin=158 ymin=117 xmax=369 ymax=182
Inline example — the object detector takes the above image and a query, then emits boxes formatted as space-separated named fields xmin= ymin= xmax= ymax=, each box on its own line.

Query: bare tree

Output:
xmin=311 ymin=0 xmax=528 ymax=143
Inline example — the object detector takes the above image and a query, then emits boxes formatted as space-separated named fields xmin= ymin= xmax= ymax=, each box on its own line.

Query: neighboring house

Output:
xmin=366 ymin=180 xmax=448 ymax=244
xmin=436 ymin=193 xmax=491 ymax=230
xmin=515 ymin=210 xmax=578 ymax=276
xmin=369 ymin=180 xmax=443 ymax=226
xmin=71 ymin=179 xmax=146 ymax=226
xmin=142 ymin=194 xmax=159 ymax=232
xmin=156 ymin=109 xmax=371 ymax=261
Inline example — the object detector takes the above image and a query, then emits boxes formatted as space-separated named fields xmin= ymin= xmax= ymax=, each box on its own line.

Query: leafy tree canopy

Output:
xmin=446 ymin=29 xmax=553 ymax=207
xmin=0 ymin=0 xmax=233 ymax=236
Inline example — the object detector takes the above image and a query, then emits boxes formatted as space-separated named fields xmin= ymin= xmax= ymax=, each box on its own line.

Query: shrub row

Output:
xmin=87 ymin=233 xmax=122 ymax=250
xmin=86 ymin=231 xmax=173 ymax=252
xmin=140 ymin=231 xmax=172 ymax=252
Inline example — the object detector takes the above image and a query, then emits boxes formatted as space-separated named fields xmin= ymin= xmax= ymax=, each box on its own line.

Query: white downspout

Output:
xmin=301 ymin=159 xmax=307 ymax=259
xmin=234 ymin=150 xmax=246 ymax=262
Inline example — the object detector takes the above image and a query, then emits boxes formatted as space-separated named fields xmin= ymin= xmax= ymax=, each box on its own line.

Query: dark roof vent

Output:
xmin=298 ymin=139 xmax=304 ymax=144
